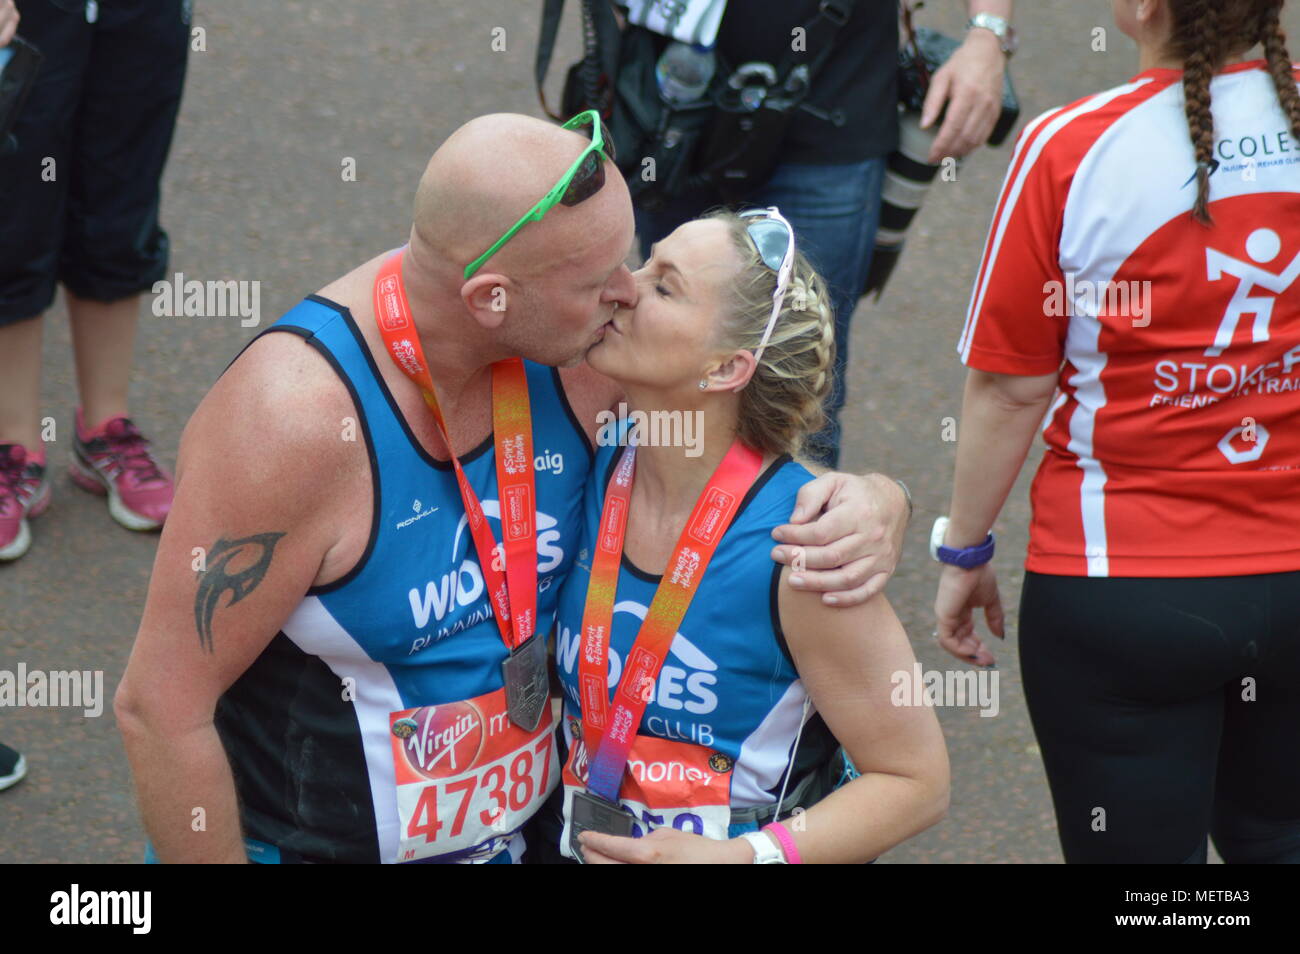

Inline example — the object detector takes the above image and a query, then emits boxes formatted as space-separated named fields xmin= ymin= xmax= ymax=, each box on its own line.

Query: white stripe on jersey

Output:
xmin=1062 ymin=315 xmax=1111 ymax=577
xmin=282 ymin=595 xmax=405 ymax=863
xmin=958 ymin=79 xmax=1155 ymax=364
xmin=732 ymin=679 xmax=812 ymax=807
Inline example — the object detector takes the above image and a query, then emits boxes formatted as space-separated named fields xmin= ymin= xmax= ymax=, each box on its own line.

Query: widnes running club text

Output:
xmin=406 ymin=502 xmax=564 ymax=653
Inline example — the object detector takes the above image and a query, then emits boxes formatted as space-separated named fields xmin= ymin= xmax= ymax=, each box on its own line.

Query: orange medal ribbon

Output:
xmin=372 ymin=248 xmax=538 ymax=655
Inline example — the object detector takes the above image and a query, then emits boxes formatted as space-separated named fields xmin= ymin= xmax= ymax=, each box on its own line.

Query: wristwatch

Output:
xmin=967 ymin=12 xmax=1019 ymax=58
xmin=930 ymin=516 xmax=996 ymax=569
xmin=740 ymin=830 xmax=788 ymax=864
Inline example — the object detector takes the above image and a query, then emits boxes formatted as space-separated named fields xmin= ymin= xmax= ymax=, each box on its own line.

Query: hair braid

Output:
xmin=810 ymin=284 xmax=837 ymax=398
xmin=1169 ymin=0 xmax=1300 ymax=227
xmin=1178 ymin=0 xmax=1222 ymax=226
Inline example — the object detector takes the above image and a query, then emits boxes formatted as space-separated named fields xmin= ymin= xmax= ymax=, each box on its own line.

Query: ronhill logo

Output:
xmin=395 ymin=499 xmax=438 ymax=530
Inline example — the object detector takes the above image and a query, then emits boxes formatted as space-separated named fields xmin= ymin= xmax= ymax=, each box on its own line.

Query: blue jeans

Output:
xmin=634 ymin=157 xmax=886 ymax=467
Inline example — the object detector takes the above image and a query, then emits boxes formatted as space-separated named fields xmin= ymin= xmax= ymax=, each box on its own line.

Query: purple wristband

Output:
xmin=762 ymin=822 xmax=803 ymax=864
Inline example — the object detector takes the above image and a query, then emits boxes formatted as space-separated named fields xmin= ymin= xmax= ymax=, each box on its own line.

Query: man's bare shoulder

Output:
xmin=558 ymin=362 xmax=623 ymax=446
xmin=182 ymin=329 xmax=362 ymax=489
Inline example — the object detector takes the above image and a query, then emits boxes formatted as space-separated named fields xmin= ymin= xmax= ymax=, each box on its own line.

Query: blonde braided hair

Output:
xmin=703 ymin=209 xmax=837 ymax=459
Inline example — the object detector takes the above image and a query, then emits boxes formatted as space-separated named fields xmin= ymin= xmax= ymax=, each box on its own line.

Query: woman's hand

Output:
xmin=578 ymin=827 xmax=753 ymax=864
xmin=771 ymin=472 xmax=908 ymax=606
xmin=0 ymin=1 xmax=19 ymax=49
xmin=934 ymin=562 xmax=1004 ymax=666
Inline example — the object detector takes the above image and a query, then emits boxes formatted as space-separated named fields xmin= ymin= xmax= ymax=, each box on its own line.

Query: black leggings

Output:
xmin=1018 ymin=570 xmax=1300 ymax=864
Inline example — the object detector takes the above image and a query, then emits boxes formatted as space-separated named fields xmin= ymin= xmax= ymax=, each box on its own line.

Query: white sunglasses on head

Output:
xmin=738 ymin=207 xmax=796 ymax=365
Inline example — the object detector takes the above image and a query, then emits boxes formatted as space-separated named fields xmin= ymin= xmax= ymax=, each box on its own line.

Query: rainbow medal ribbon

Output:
xmin=568 ymin=439 xmax=763 ymax=861
xmin=373 ymin=249 xmax=547 ymax=731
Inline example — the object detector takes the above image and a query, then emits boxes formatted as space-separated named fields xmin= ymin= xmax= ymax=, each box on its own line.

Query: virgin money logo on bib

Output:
xmin=396 ymin=702 xmax=485 ymax=781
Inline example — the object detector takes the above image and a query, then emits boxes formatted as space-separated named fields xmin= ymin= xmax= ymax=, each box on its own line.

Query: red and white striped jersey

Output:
xmin=959 ymin=61 xmax=1300 ymax=577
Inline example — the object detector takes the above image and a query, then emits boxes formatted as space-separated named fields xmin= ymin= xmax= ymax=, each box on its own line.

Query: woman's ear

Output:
xmin=1135 ymin=0 xmax=1164 ymax=29
xmin=706 ymin=350 xmax=758 ymax=393
xmin=461 ymin=273 xmax=514 ymax=330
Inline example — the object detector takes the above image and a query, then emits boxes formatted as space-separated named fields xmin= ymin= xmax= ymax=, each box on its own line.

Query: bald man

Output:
xmin=114 ymin=114 xmax=910 ymax=864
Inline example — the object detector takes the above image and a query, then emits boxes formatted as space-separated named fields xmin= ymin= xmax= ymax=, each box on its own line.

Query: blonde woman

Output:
xmin=537 ymin=208 xmax=949 ymax=864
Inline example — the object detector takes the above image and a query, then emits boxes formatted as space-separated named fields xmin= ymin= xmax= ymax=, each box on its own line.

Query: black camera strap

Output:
xmin=536 ymin=0 xmax=622 ymax=121
xmin=775 ymin=0 xmax=859 ymax=90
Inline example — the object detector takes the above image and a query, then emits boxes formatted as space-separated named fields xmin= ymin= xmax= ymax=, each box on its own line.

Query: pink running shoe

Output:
xmin=0 ymin=443 xmax=52 ymax=562
xmin=69 ymin=410 xmax=173 ymax=531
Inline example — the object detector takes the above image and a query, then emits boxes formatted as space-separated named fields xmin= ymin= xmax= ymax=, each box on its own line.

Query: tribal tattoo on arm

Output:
xmin=194 ymin=532 xmax=287 ymax=653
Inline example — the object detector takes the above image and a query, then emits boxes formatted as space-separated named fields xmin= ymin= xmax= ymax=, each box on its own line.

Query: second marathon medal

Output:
xmin=569 ymin=788 xmax=636 ymax=863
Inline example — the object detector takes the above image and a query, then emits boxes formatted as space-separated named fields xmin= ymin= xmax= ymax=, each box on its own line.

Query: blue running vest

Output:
xmin=551 ymin=440 xmax=837 ymax=856
xmin=213 ymin=296 xmax=592 ymax=863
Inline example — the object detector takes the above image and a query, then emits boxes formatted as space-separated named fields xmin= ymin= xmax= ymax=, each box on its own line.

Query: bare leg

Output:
xmin=0 ymin=315 xmax=45 ymax=451
xmin=67 ymin=291 xmax=139 ymax=429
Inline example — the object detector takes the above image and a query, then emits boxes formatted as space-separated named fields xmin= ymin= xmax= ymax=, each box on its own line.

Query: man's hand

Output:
xmin=921 ymin=28 xmax=1007 ymax=163
xmin=771 ymin=472 xmax=908 ymax=606
xmin=578 ymin=827 xmax=753 ymax=864
xmin=0 ymin=1 xmax=19 ymax=48
xmin=933 ymin=562 xmax=1003 ymax=666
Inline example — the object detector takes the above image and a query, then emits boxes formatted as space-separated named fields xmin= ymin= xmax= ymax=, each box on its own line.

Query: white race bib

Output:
xmin=389 ymin=688 xmax=559 ymax=863
xmin=558 ymin=711 xmax=734 ymax=860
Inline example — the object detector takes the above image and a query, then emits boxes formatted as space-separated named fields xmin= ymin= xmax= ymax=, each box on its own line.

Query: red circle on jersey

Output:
xmin=398 ymin=702 xmax=485 ymax=781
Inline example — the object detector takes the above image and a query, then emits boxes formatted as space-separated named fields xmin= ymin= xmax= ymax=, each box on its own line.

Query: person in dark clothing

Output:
xmin=0 ymin=0 xmax=189 ymax=562
xmin=634 ymin=1 xmax=1016 ymax=466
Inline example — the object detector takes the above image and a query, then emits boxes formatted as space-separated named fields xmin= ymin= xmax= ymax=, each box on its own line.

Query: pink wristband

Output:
xmin=762 ymin=822 xmax=803 ymax=864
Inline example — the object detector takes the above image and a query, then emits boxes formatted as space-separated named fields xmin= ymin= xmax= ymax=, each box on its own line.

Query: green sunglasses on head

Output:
xmin=463 ymin=109 xmax=616 ymax=280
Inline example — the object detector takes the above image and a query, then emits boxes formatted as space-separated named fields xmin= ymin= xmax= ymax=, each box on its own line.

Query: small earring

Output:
xmin=698 ymin=380 xmax=708 ymax=390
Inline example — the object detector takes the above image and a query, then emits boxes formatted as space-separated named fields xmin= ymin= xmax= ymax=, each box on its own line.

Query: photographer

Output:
xmin=630 ymin=1 xmax=1015 ymax=466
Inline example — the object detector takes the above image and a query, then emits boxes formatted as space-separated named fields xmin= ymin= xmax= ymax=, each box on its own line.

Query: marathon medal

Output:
xmin=502 ymin=631 xmax=549 ymax=731
xmin=569 ymin=789 xmax=636 ymax=863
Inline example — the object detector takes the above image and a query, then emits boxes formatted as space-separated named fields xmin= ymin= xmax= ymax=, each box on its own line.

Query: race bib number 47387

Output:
xmin=390 ymin=687 xmax=558 ymax=863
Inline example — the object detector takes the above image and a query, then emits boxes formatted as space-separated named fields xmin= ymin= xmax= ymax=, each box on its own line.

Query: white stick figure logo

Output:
xmin=1204 ymin=228 xmax=1300 ymax=357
